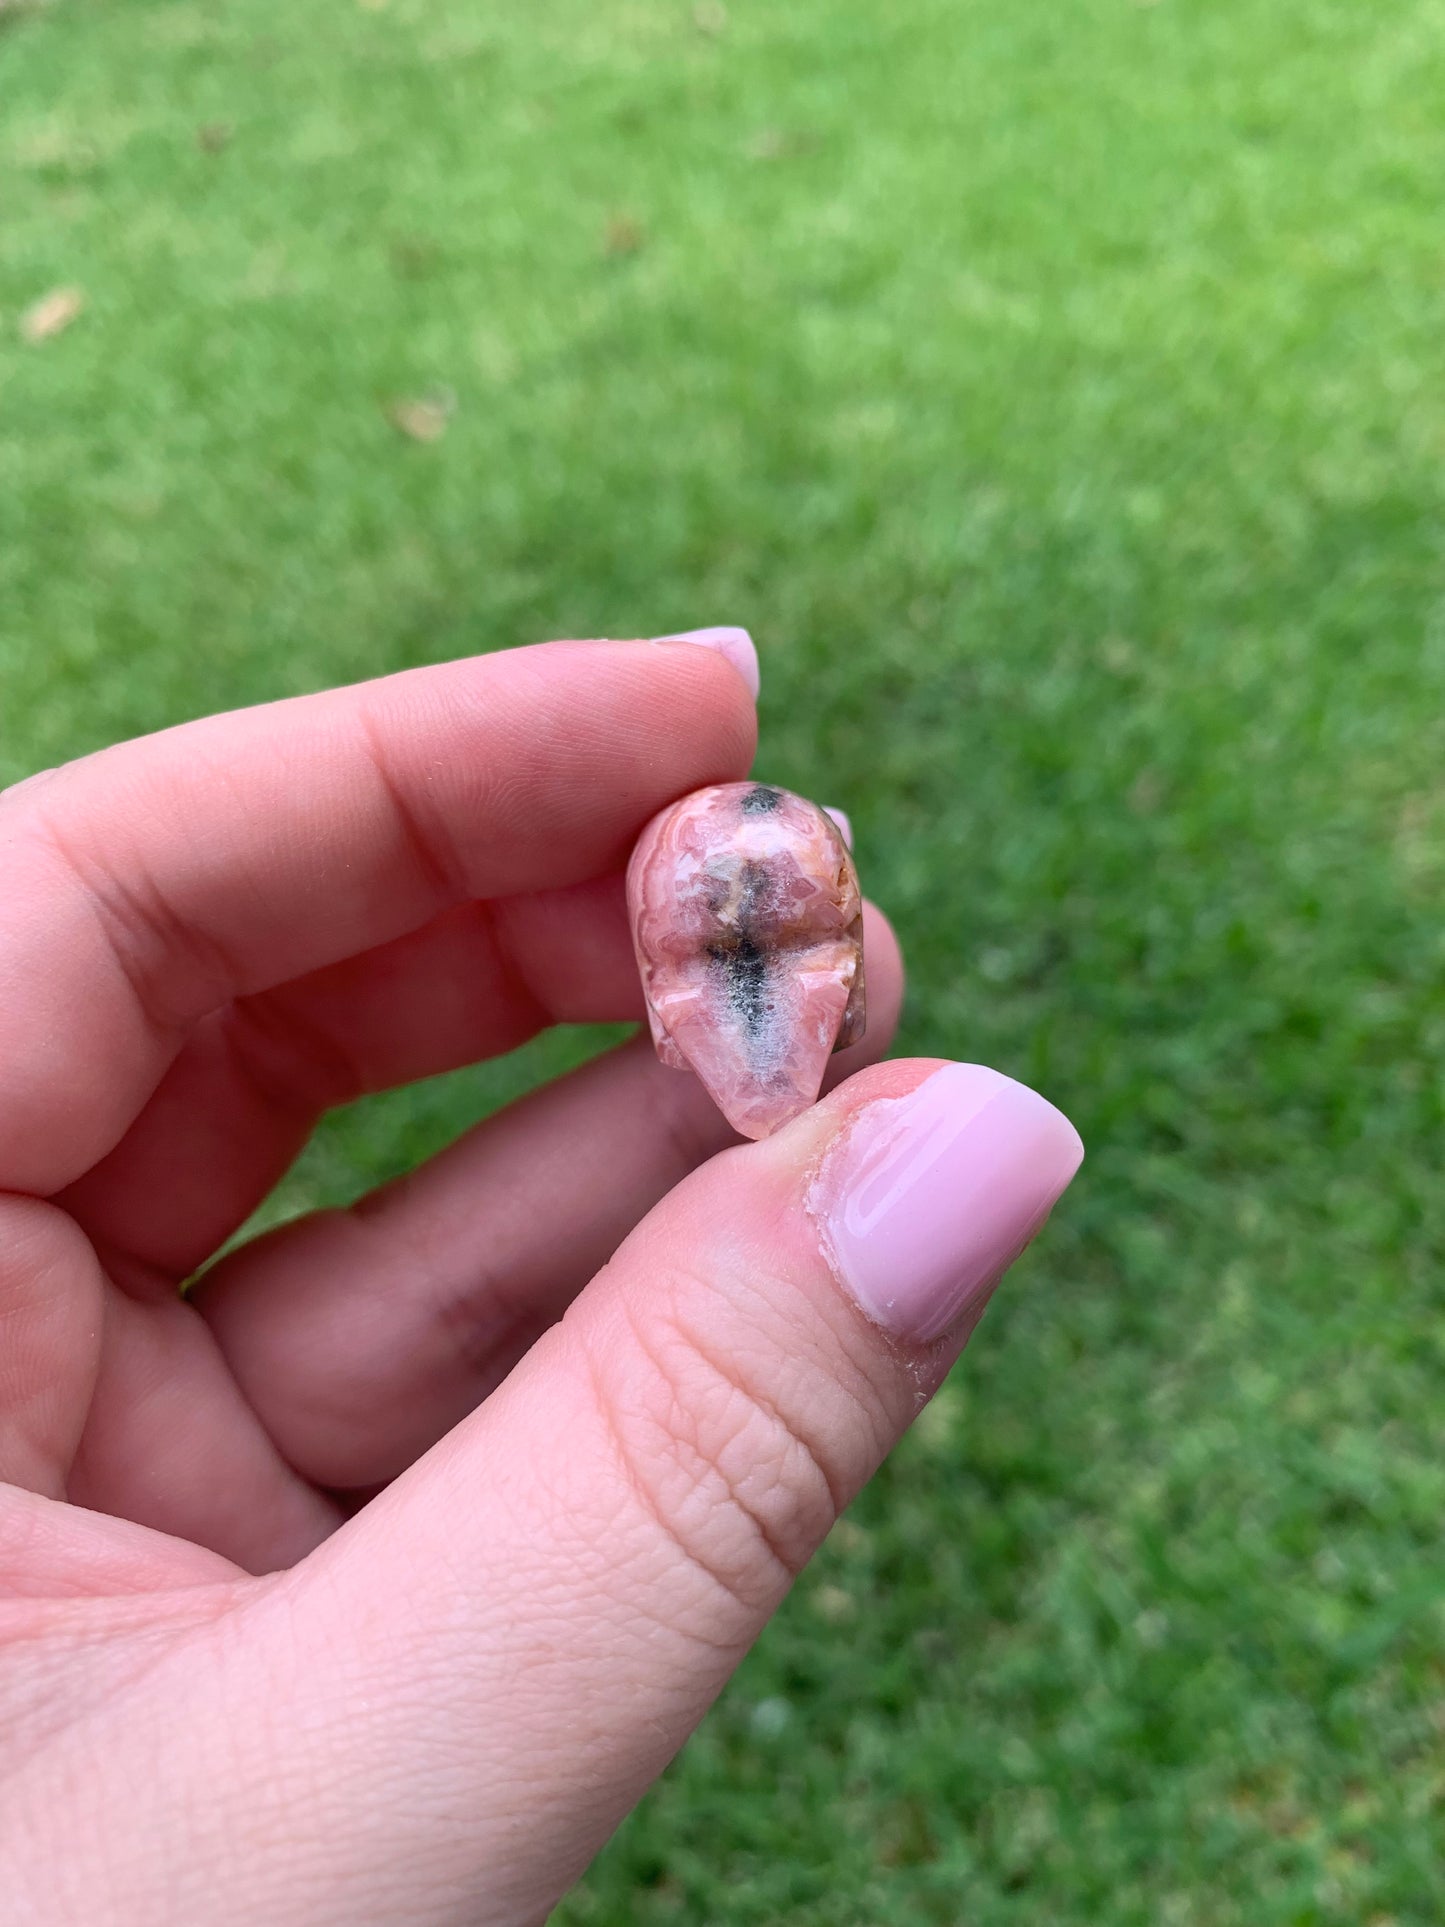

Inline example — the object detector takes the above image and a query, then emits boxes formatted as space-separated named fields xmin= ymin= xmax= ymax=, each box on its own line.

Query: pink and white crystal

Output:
xmin=626 ymin=782 xmax=866 ymax=1140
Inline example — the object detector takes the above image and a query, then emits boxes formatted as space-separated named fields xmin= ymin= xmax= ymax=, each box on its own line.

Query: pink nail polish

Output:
xmin=822 ymin=806 xmax=852 ymax=850
xmin=655 ymin=626 xmax=761 ymax=700
xmin=811 ymin=1064 xmax=1083 ymax=1344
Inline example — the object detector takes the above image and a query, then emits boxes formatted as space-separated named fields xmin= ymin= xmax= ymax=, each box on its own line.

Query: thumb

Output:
xmin=212 ymin=1060 xmax=1081 ymax=1925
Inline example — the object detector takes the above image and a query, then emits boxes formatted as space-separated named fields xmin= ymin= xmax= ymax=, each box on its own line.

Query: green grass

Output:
xmin=5 ymin=0 xmax=1445 ymax=1918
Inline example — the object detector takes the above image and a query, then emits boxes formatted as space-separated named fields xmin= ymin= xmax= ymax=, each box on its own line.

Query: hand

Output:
xmin=0 ymin=633 xmax=1081 ymax=1925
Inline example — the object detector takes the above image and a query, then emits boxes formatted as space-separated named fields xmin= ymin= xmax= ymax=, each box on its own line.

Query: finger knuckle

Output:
xmin=25 ymin=801 xmax=233 ymax=1035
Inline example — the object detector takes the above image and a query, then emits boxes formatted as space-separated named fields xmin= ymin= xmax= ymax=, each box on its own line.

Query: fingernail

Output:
xmin=823 ymin=806 xmax=852 ymax=849
xmin=812 ymin=1064 xmax=1084 ymax=1344
xmin=655 ymin=626 xmax=760 ymax=700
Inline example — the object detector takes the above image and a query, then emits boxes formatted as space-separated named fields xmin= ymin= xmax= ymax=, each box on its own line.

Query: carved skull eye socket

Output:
xmin=627 ymin=782 xmax=867 ymax=1141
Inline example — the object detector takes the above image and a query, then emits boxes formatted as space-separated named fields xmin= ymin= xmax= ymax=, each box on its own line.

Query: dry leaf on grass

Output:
xmin=385 ymin=392 xmax=455 ymax=442
xmin=20 ymin=287 xmax=84 ymax=343
xmin=604 ymin=213 xmax=644 ymax=258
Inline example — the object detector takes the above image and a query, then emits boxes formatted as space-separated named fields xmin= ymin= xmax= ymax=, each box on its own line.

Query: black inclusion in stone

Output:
xmin=709 ymin=858 xmax=774 ymax=1043
xmin=709 ymin=935 xmax=768 ymax=1037
xmin=739 ymin=783 xmax=783 ymax=815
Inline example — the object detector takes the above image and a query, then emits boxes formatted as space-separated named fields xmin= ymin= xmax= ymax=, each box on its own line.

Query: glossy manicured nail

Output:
xmin=823 ymin=806 xmax=852 ymax=849
xmin=655 ymin=626 xmax=760 ymax=700
xmin=812 ymin=1063 xmax=1083 ymax=1344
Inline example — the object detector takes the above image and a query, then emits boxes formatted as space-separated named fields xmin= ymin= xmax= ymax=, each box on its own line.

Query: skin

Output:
xmin=0 ymin=637 xmax=989 ymax=1925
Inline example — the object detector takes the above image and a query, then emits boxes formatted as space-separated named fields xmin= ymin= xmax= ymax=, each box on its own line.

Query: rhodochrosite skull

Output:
xmin=626 ymin=782 xmax=866 ymax=1139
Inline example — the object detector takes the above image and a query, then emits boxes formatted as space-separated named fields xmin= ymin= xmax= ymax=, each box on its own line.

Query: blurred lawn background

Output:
xmin=4 ymin=0 xmax=1445 ymax=1920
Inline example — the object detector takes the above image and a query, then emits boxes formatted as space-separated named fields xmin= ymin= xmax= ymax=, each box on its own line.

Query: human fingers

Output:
xmin=59 ymin=874 xmax=643 ymax=1284
xmin=143 ymin=1057 xmax=1083 ymax=1927
xmin=61 ymin=911 xmax=897 ymax=1563
xmin=193 ymin=903 xmax=904 ymax=1495
xmin=0 ymin=1190 xmax=338 ymax=1566
xmin=64 ymin=1282 xmax=347 ymax=1572
xmin=0 ymin=633 xmax=756 ymax=1195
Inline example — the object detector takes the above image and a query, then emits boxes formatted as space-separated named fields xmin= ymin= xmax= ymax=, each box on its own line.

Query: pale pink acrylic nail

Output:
xmin=812 ymin=1063 xmax=1083 ymax=1344
xmin=654 ymin=626 xmax=761 ymax=700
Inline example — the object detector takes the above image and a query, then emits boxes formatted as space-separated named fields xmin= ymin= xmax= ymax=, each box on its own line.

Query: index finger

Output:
xmin=0 ymin=635 xmax=757 ymax=1192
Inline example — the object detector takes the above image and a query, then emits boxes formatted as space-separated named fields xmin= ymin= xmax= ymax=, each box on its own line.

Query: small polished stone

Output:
xmin=626 ymin=782 xmax=866 ymax=1139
